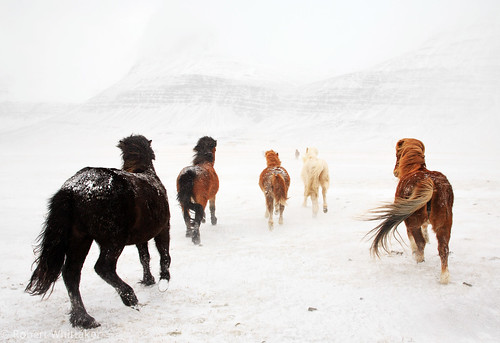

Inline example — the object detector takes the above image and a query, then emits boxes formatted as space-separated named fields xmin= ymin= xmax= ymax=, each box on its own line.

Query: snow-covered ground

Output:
xmin=1 ymin=17 xmax=500 ymax=343
xmin=0 ymin=125 xmax=499 ymax=342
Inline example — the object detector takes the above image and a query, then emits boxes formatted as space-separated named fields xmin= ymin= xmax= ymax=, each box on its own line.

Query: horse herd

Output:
xmin=25 ymin=135 xmax=454 ymax=329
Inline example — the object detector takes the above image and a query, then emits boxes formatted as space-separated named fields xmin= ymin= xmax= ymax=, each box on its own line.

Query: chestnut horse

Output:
xmin=366 ymin=138 xmax=454 ymax=284
xmin=25 ymin=135 xmax=171 ymax=328
xmin=301 ymin=147 xmax=330 ymax=216
xmin=259 ymin=150 xmax=290 ymax=230
xmin=177 ymin=136 xmax=219 ymax=245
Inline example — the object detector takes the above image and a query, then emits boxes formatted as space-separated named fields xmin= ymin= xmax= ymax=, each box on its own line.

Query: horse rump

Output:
xmin=366 ymin=177 xmax=434 ymax=257
xmin=271 ymin=173 xmax=288 ymax=206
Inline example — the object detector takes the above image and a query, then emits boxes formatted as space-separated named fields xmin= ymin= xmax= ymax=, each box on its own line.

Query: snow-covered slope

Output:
xmin=55 ymin=22 xmax=498 ymax=152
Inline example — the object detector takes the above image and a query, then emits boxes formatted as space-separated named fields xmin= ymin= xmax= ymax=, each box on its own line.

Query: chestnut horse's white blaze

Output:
xmin=366 ymin=138 xmax=454 ymax=284
xmin=301 ymin=147 xmax=330 ymax=216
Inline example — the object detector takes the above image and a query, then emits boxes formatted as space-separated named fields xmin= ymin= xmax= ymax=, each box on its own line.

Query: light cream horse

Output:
xmin=301 ymin=147 xmax=330 ymax=216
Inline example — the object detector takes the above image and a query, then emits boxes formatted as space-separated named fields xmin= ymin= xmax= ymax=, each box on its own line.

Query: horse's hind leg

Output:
xmin=191 ymin=203 xmax=204 ymax=245
xmin=209 ymin=198 xmax=217 ymax=225
xmin=136 ymin=242 xmax=155 ymax=286
xmin=311 ymin=193 xmax=319 ymax=217
xmin=406 ymin=224 xmax=426 ymax=263
xmin=436 ymin=225 xmax=451 ymax=284
xmin=94 ymin=245 xmax=138 ymax=307
xmin=321 ymin=185 xmax=328 ymax=213
xmin=182 ymin=206 xmax=193 ymax=238
xmin=278 ymin=203 xmax=285 ymax=225
xmin=62 ymin=236 xmax=99 ymax=329
xmin=421 ymin=221 xmax=430 ymax=244
xmin=266 ymin=195 xmax=274 ymax=230
xmin=154 ymin=226 xmax=171 ymax=292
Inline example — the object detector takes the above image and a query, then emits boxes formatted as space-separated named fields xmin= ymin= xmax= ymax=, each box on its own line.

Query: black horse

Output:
xmin=25 ymin=135 xmax=171 ymax=329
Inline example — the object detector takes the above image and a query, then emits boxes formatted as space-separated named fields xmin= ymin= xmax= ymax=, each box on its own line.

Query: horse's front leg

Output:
xmin=154 ymin=225 xmax=171 ymax=292
xmin=94 ymin=245 xmax=138 ymax=307
xmin=136 ymin=242 xmax=155 ymax=286
xmin=209 ymin=198 xmax=217 ymax=225
xmin=322 ymin=186 xmax=328 ymax=213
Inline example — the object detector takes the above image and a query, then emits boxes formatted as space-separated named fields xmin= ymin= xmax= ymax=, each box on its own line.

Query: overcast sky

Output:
xmin=0 ymin=0 xmax=498 ymax=103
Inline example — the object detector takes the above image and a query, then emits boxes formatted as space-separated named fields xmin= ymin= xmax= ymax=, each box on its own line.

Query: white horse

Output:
xmin=301 ymin=147 xmax=330 ymax=216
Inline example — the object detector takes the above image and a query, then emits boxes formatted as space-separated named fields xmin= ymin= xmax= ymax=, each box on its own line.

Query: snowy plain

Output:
xmin=1 ymin=19 xmax=500 ymax=343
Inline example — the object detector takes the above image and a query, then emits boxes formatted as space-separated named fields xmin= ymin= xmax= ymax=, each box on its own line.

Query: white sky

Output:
xmin=0 ymin=0 xmax=498 ymax=103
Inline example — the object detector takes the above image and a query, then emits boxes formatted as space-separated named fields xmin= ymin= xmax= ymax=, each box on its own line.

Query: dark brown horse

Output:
xmin=25 ymin=135 xmax=171 ymax=328
xmin=177 ymin=136 xmax=219 ymax=245
xmin=259 ymin=150 xmax=290 ymax=230
xmin=366 ymin=138 xmax=454 ymax=284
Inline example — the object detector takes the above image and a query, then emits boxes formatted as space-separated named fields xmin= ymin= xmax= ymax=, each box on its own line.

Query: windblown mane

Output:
xmin=117 ymin=135 xmax=155 ymax=172
xmin=394 ymin=138 xmax=426 ymax=178
xmin=193 ymin=136 xmax=217 ymax=165
xmin=265 ymin=150 xmax=281 ymax=167
xmin=303 ymin=147 xmax=319 ymax=161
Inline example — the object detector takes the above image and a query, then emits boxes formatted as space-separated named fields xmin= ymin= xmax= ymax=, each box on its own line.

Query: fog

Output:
xmin=1 ymin=0 xmax=499 ymax=102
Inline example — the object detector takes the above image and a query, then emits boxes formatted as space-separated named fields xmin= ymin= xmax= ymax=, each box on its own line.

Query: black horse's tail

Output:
xmin=177 ymin=169 xmax=204 ymax=225
xmin=25 ymin=189 xmax=72 ymax=297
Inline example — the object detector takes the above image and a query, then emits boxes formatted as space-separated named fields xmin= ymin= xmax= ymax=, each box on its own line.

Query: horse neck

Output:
xmin=122 ymin=160 xmax=155 ymax=173
xmin=195 ymin=161 xmax=215 ymax=169
xmin=400 ymin=164 xmax=427 ymax=178
xmin=266 ymin=162 xmax=281 ymax=168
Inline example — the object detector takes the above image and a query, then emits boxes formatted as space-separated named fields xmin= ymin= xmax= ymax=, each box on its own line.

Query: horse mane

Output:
xmin=303 ymin=147 xmax=319 ymax=161
xmin=193 ymin=136 xmax=217 ymax=165
xmin=265 ymin=150 xmax=281 ymax=167
xmin=117 ymin=135 xmax=156 ymax=172
xmin=395 ymin=138 xmax=426 ymax=177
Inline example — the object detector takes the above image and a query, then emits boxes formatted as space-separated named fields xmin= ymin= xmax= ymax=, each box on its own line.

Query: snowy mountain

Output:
xmin=68 ymin=22 xmax=500 ymax=150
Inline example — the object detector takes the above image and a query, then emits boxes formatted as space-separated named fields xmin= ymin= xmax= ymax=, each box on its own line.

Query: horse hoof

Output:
xmin=186 ymin=229 xmax=193 ymax=238
xmin=440 ymin=270 xmax=450 ymax=284
xmin=192 ymin=232 xmax=201 ymax=245
xmin=158 ymin=279 xmax=169 ymax=292
xmin=121 ymin=291 xmax=139 ymax=307
xmin=70 ymin=312 xmax=100 ymax=329
xmin=323 ymin=208 xmax=328 ymax=213
xmin=211 ymin=217 xmax=217 ymax=225
xmin=140 ymin=276 xmax=156 ymax=286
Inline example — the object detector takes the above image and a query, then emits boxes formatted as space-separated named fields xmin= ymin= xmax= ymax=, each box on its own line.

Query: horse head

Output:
xmin=303 ymin=147 xmax=319 ymax=161
xmin=265 ymin=150 xmax=281 ymax=167
xmin=394 ymin=138 xmax=426 ymax=178
xmin=118 ymin=135 xmax=156 ymax=172
xmin=193 ymin=136 xmax=217 ymax=165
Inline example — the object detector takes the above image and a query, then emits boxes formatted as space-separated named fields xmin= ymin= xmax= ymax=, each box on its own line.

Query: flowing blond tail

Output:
xmin=366 ymin=178 xmax=434 ymax=257
xmin=304 ymin=165 xmax=322 ymax=198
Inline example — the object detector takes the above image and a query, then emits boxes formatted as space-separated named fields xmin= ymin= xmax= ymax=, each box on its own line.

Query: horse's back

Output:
xmin=179 ymin=163 xmax=219 ymax=206
xmin=61 ymin=168 xmax=135 ymax=239
xmin=260 ymin=166 xmax=290 ymax=191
